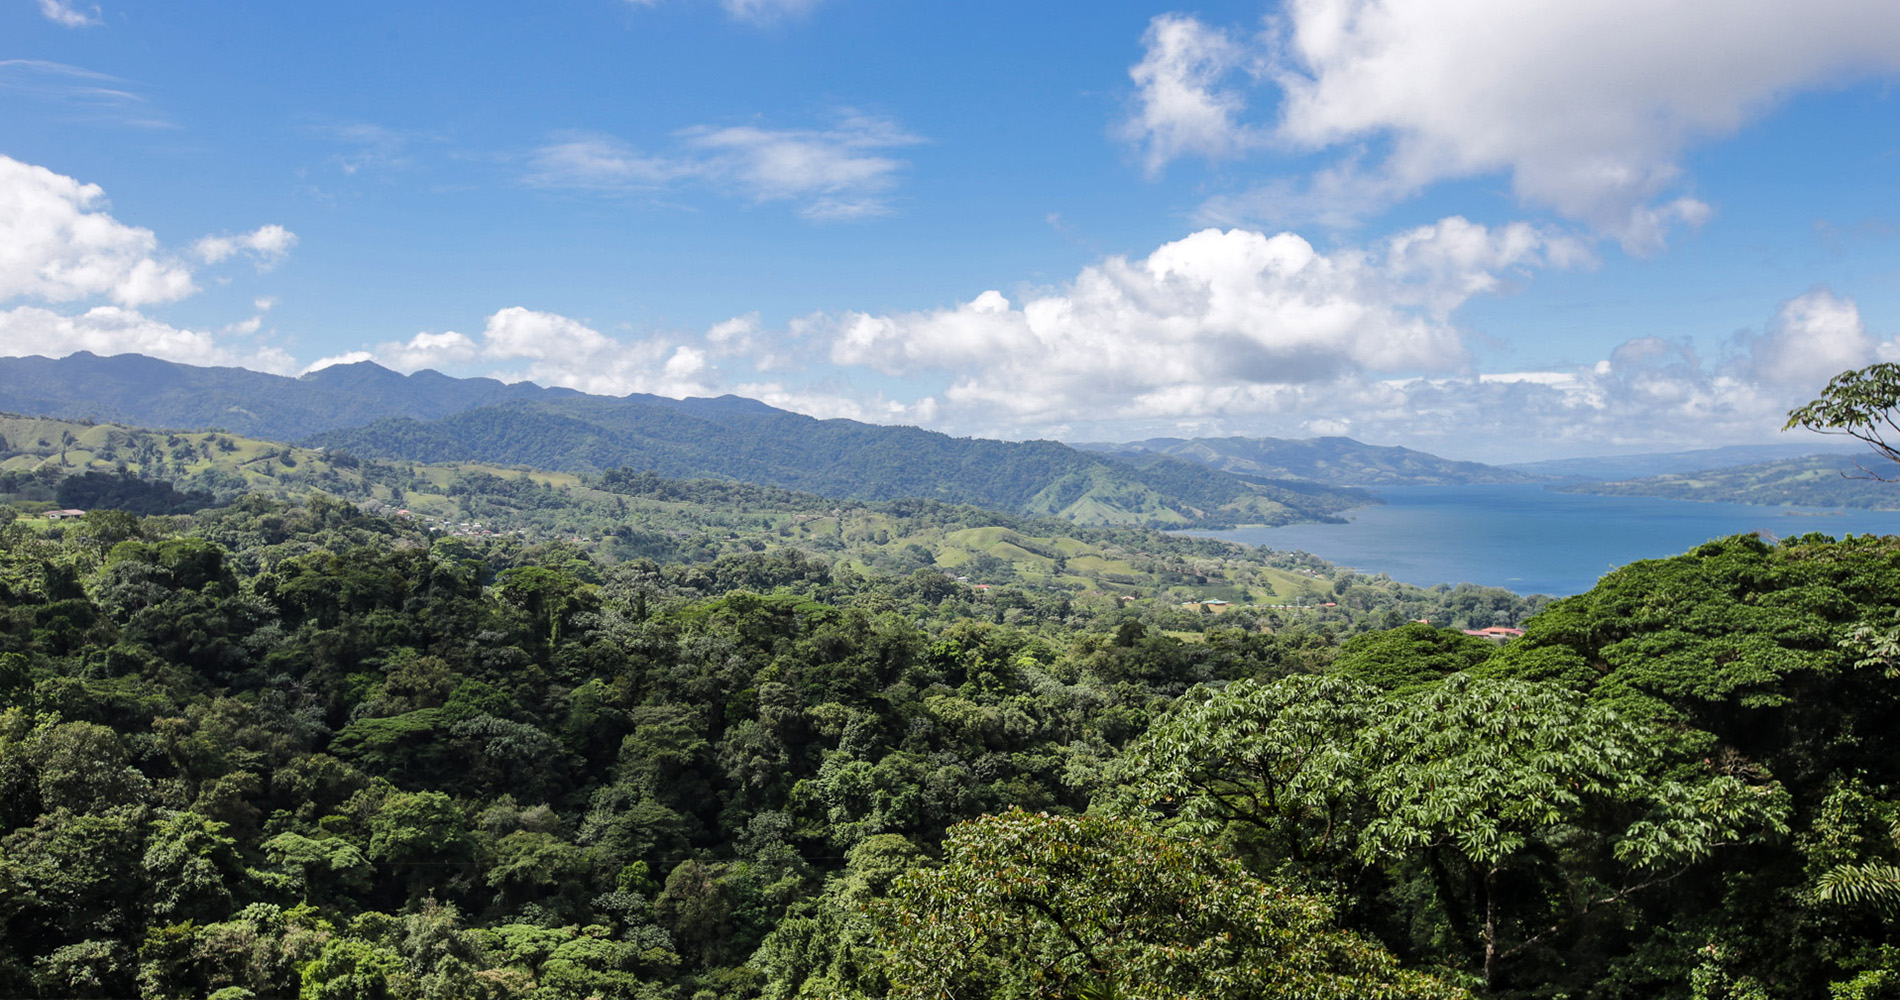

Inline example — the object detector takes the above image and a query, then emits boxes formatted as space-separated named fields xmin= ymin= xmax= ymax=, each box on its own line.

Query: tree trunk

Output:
xmin=1482 ymin=865 xmax=1500 ymax=991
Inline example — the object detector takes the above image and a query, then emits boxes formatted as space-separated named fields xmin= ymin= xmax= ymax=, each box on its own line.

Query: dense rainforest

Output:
xmin=1 ymin=488 xmax=1898 ymax=999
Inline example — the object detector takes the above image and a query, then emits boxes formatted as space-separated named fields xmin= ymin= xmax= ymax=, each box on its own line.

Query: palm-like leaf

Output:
xmin=1815 ymin=863 xmax=1900 ymax=911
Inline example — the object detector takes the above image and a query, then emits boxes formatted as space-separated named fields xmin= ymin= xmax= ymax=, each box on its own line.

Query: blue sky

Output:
xmin=4 ymin=0 xmax=1900 ymax=460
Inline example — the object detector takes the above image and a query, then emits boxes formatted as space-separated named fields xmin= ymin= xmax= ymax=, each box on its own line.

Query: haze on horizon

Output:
xmin=5 ymin=0 xmax=1900 ymax=463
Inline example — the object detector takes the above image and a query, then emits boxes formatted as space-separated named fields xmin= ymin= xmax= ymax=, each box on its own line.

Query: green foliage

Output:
xmin=872 ymin=809 xmax=1466 ymax=1000
xmin=1334 ymin=623 xmax=1497 ymax=690
xmin=0 ymin=478 xmax=1897 ymax=999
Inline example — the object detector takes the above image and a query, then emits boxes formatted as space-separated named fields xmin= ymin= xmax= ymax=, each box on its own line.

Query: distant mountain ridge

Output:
xmin=1558 ymin=452 xmax=1900 ymax=509
xmin=1077 ymin=435 xmax=1545 ymax=486
xmin=1502 ymin=442 xmax=1863 ymax=481
xmin=0 ymin=352 xmax=1367 ymax=528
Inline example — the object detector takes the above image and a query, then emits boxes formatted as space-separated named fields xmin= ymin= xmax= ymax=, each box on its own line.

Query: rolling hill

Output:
xmin=0 ymin=413 xmax=1545 ymax=618
xmin=303 ymin=398 xmax=1371 ymax=527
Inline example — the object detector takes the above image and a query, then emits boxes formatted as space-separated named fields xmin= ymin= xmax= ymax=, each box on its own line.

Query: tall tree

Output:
xmin=1786 ymin=362 xmax=1900 ymax=479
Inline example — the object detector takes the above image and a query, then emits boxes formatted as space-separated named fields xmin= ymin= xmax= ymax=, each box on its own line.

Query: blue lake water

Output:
xmin=1189 ymin=485 xmax=1900 ymax=597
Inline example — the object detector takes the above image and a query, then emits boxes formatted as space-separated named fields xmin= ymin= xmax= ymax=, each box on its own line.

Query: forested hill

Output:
xmin=1079 ymin=434 xmax=1545 ymax=486
xmin=300 ymin=398 xmax=1370 ymax=528
xmin=1558 ymin=452 xmax=1900 ymax=508
xmin=0 ymin=413 xmax=1513 ymax=617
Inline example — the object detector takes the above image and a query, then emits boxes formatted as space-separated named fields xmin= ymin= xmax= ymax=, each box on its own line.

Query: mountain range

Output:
xmin=0 ymin=353 xmax=1373 ymax=528
xmin=14 ymin=351 xmax=1874 ymax=525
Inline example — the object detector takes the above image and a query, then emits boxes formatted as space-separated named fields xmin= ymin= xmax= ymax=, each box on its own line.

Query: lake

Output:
xmin=1190 ymin=485 xmax=1900 ymax=597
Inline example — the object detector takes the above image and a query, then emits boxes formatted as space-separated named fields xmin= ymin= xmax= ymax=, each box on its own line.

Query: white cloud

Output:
xmin=816 ymin=217 xmax=1582 ymax=426
xmin=383 ymin=330 xmax=481 ymax=371
xmin=1124 ymin=2 xmax=1900 ymax=249
xmin=302 ymin=350 xmax=375 ymax=373
xmin=1118 ymin=15 xmax=1261 ymax=177
xmin=0 ymin=155 xmax=195 ymax=306
xmin=347 ymin=307 xmax=717 ymax=398
xmin=1737 ymin=287 xmax=1897 ymax=390
xmin=525 ymin=114 xmax=922 ymax=221
xmin=0 ymin=154 xmax=298 ymax=369
xmin=682 ymin=114 xmax=920 ymax=216
xmin=315 ymin=273 xmax=1887 ymax=461
xmin=37 ymin=0 xmax=100 ymax=28
xmin=917 ymin=286 xmax=1892 ymax=459
xmin=524 ymin=134 xmax=686 ymax=192
xmin=0 ymin=305 xmax=296 ymax=373
xmin=707 ymin=312 xmax=761 ymax=351
xmin=0 ymin=60 xmax=171 ymax=130
xmin=193 ymin=224 xmax=298 ymax=271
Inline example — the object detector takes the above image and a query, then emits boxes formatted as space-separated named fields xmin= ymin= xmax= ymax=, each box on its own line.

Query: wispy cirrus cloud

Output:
xmin=524 ymin=113 xmax=923 ymax=221
xmin=622 ymin=0 xmax=825 ymax=26
xmin=1117 ymin=15 xmax=1264 ymax=178
xmin=37 ymin=0 xmax=101 ymax=28
xmin=524 ymin=134 xmax=689 ymax=192
xmin=310 ymin=122 xmax=422 ymax=177
xmin=0 ymin=60 xmax=172 ymax=130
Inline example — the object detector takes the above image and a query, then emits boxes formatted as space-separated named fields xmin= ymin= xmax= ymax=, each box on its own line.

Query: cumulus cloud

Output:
xmin=925 ymin=285 xmax=1892 ymax=459
xmin=336 ymin=306 xmax=719 ymax=398
xmin=193 ymin=224 xmax=298 ymax=270
xmin=525 ymin=114 xmax=922 ymax=220
xmin=0 ymin=155 xmax=195 ymax=306
xmin=1344 ymin=305 xmax=1890 ymax=459
xmin=0 ymin=154 xmax=297 ymax=368
xmin=314 ymin=269 xmax=1890 ymax=460
xmin=814 ymin=217 xmax=1583 ymax=426
xmin=1740 ymin=287 xmax=1892 ymax=389
xmin=2 ymin=157 xmax=298 ymax=305
xmin=0 ymin=305 xmax=296 ymax=373
xmin=1123 ymin=1 xmax=1900 ymax=249
xmin=37 ymin=0 xmax=100 ymax=28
